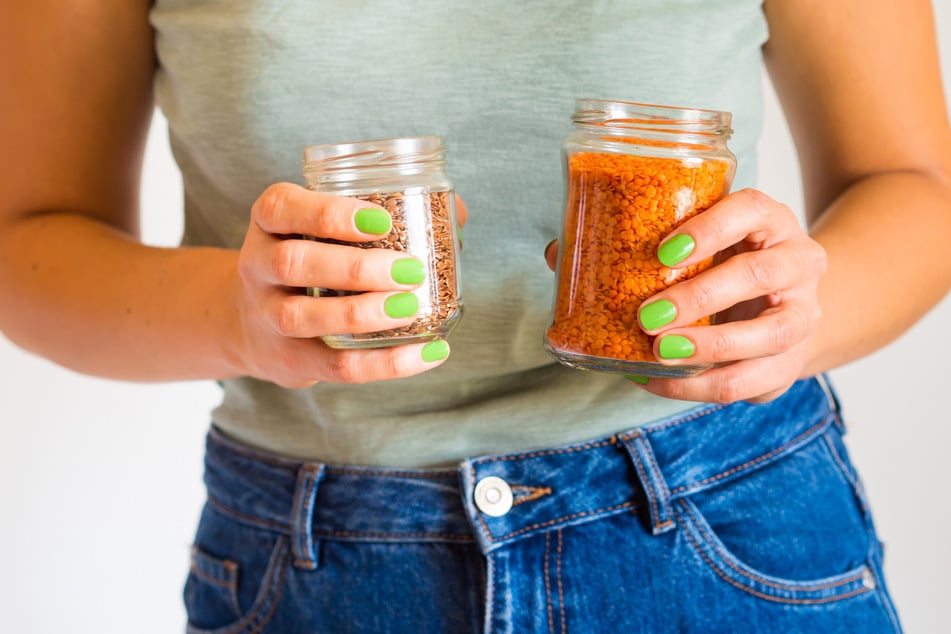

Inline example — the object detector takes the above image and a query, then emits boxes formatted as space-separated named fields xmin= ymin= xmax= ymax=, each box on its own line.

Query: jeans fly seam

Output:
xmin=545 ymin=531 xmax=554 ymax=634
xmin=668 ymin=415 xmax=832 ymax=495
xmin=207 ymin=496 xmax=291 ymax=533
xmin=675 ymin=502 xmax=872 ymax=605
xmin=557 ymin=529 xmax=566 ymax=634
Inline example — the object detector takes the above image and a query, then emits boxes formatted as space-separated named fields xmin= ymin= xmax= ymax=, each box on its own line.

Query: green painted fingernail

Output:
xmin=659 ymin=335 xmax=695 ymax=359
xmin=391 ymin=258 xmax=425 ymax=285
xmin=422 ymin=339 xmax=450 ymax=362
xmin=658 ymin=234 xmax=695 ymax=267
xmin=640 ymin=299 xmax=676 ymax=330
xmin=384 ymin=292 xmax=419 ymax=318
xmin=355 ymin=208 xmax=391 ymax=235
xmin=625 ymin=375 xmax=650 ymax=385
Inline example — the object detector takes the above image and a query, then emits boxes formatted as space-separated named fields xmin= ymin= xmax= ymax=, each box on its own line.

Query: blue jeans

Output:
xmin=184 ymin=377 xmax=901 ymax=633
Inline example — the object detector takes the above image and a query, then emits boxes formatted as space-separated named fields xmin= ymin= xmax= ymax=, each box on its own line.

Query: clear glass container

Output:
xmin=544 ymin=99 xmax=736 ymax=377
xmin=302 ymin=136 xmax=464 ymax=349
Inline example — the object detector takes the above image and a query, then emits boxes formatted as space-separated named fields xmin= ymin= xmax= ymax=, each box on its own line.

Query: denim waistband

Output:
xmin=203 ymin=376 xmax=840 ymax=567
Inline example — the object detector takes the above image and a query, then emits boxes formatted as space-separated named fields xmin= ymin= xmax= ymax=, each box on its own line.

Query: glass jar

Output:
xmin=302 ymin=136 xmax=464 ymax=349
xmin=544 ymin=99 xmax=736 ymax=377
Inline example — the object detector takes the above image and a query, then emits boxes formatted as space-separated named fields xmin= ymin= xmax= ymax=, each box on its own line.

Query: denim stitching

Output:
xmin=481 ymin=501 xmax=639 ymax=543
xmin=677 ymin=500 xmax=868 ymax=594
xmin=668 ymin=415 xmax=832 ymax=495
xmin=627 ymin=437 xmax=672 ymax=531
xmin=638 ymin=432 xmax=674 ymax=527
xmin=511 ymin=485 xmax=553 ymax=507
xmin=820 ymin=433 xmax=856 ymax=489
xmin=207 ymin=496 xmax=291 ymax=533
xmin=327 ymin=467 xmax=457 ymax=479
xmin=244 ymin=543 xmax=291 ymax=634
xmin=190 ymin=561 xmax=238 ymax=591
xmin=190 ymin=546 xmax=239 ymax=586
xmin=557 ymin=529 xmax=566 ymax=634
xmin=317 ymin=529 xmax=474 ymax=542
xmin=678 ymin=516 xmax=871 ymax=605
xmin=293 ymin=466 xmax=322 ymax=569
xmin=544 ymin=531 xmax=554 ymax=634
xmin=188 ymin=537 xmax=291 ymax=634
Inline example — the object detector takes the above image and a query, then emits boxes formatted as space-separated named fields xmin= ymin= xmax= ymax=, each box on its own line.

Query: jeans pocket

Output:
xmin=185 ymin=546 xmax=242 ymax=626
xmin=675 ymin=435 xmax=878 ymax=605
xmin=184 ymin=505 xmax=292 ymax=634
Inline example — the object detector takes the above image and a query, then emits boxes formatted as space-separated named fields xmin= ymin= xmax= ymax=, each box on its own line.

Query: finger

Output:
xmin=637 ymin=240 xmax=825 ymax=332
xmin=263 ymin=290 xmax=423 ymax=339
xmin=544 ymin=239 xmax=558 ymax=271
xmin=284 ymin=338 xmax=452 ymax=386
xmin=656 ymin=189 xmax=802 ymax=269
xmin=255 ymin=238 xmax=426 ymax=290
xmin=634 ymin=353 xmax=802 ymax=405
xmin=252 ymin=182 xmax=392 ymax=241
xmin=650 ymin=301 xmax=814 ymax=367
xmin=455 ymin=194 xmax=468 ymax=228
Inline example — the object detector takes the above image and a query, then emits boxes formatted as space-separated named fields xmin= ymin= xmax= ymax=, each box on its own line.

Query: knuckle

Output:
xmin=381 ymin=348 xmax=414 ymax=378
xmin=711 ymin=331 xmax=736 ymax=361
xmin=327 ymin=352 xmax=362 ymax=384
xmin=737 ymin=188 xmax=774 ymax=217
xmin=345 ymin=254 xmax=369 ymax=287
xmin=254 ymin=183 xmax=294 ymax=226
xmin=271 ymin=240 xmax=303 ymax=284
xmin=769 ymin=314 xmax=799 ymax=351
xmin=716 ymin=374 xmax=746 ymax=404
xmin=340 ymin=298 xmax=367 ymax=331
xmin=684 ymin=278 xmax=716 ymax=315
xmin=273 ymin=297 xmax=301 ymax=336
xmin=744 ymin=253 xmax=776 ymax=291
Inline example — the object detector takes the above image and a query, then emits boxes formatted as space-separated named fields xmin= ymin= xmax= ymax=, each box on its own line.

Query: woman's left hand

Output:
xmin=546 ymin=188 xmax=828 ymax=404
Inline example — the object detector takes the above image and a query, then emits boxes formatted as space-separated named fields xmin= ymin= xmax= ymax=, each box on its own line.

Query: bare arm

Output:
xmin=0 ymin=2 xmax=450 ymax=385
xmin=764 ymin=0 xmax=951 ymax=374
xmin=604 ymin=0 xmax=951 ymax=402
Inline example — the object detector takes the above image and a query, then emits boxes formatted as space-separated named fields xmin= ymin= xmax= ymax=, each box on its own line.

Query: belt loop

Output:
xmin=619 ymin=432 xmax=676 ymax=535
xmin=290 ymin=464 xmax=326 ymax=570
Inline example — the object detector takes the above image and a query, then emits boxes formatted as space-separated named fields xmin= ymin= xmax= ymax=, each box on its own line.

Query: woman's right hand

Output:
xmin=229 ymin=183 xmax=450 ymax=389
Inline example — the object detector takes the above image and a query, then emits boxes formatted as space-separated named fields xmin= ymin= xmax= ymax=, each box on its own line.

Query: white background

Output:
xmin=2 ymin=5 xmax=949 ymax=632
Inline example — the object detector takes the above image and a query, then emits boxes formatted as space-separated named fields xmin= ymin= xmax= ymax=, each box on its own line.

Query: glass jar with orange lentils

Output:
xmin=544 ymin=99 xmax=737 ymax=377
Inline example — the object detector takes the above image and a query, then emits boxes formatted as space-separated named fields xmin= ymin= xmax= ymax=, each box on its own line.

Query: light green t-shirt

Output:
xmin=150 ymin=0 xmax=768 ymax=467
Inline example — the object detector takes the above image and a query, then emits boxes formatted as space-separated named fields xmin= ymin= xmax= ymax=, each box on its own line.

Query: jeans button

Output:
xmin=474 ymin=476 xmax=513 ymax=517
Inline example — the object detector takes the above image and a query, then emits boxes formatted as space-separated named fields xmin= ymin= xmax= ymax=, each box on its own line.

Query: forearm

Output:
xmin=0 ymin=211 xmax=243 ymax=382
xmin=804 ymin=169 xmax=951 ymax=375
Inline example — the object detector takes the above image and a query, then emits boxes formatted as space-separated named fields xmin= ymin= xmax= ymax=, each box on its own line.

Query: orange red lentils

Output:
xmin=545 ymin=151 xmax=730 ymax=364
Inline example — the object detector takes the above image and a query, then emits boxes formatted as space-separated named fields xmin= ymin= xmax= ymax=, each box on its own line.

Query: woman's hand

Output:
xmin=546 ymin=188 xmax=828 ymax=404
xmin=229 ymin=183 xmax=456 ymax=389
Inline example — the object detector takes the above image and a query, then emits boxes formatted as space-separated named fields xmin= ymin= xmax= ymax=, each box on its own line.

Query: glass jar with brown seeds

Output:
xmin=302 ymin=136 xmax=464 ymax=349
